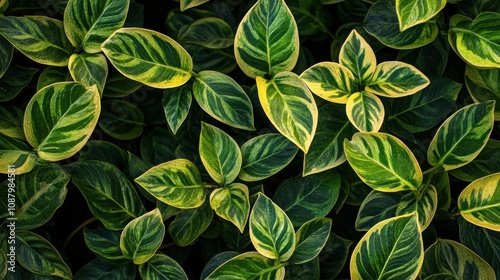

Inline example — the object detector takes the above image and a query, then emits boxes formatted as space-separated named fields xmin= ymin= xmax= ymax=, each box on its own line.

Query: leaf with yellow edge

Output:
xmin=339 ymin=29 xmax=377 ymax=84
xmin=346 ymin=91 xmax=384 ymax=132
xmin=396 ymin=0 xmax=446 ymax=31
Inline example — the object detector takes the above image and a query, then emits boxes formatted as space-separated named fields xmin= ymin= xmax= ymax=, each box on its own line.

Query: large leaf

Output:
xmin=16 ymin=231 xmax=72 ymax=279
xmin=135 ymin=159 xmax=205 ymax=209
xmin=239 ymin=133 xmax=298 ymax=181
xmin=234 ymin=0 xmax=299 ymax=78
xmin=344 ymin=132 xmax=423 ymax=192
xmin=83 ymin=227 xmax=129 ymax=265
xmin=0 ymin=65 xmax=39 ymax=102
xmin=206 ymin=252 xmax=285 ymax=280
xmin=339 ymin=29 xmax=376 ymax=84
xmin=199 ymin=122 xmax=242 ymax=185
xmin=289 ymin=218 xmax=332 ymax=264
xmin=273 ymin=170 xmax=341 ymax=227
xmin=0 ymin=134 xmax=37 ymax=175
xmin=120 ymin=208 xmax=165 ymax=265
xmin=180 ymin=0 xmax=209 ymax=11
xmin=448 ymin=12 xmax=500 ymax=68
xmin=250 ymin=193 xmax=296 ymax=261
xmin=350 ymin=212 xmax=423 ymax=279
xmin=193 ymin=71 xmax=255 ymax=130
xmin=210 ymin=183 xmax=250 ymax=233
xmin=162 ymin=86 xmax=192 ymax=135
xmin=0 ymin=16 xmax=72 ymax=66
xmin=24 ymin=82 xmax=100 ymax=161
xmin=427 ymin=101 xmax=495 ymax=170
xmin=102 ymin=28 xmax=193 ymax=88
xmin=458 ymin=173 xmax=500 ymax=231
xmin=396 ymin=0 xmax=446 ymax=31
xmin=450 ymin=139 xmax=500 ymax=182
xmin=64 ymin=0 xmax=129 ymax=53
xmin=68 ymin=52 xmax=108 ymax=95
xmin=256 ymin=72 xmax=318 ymax=153
xmin=465 ymin=65 xmax=500 ymax=120
xmin=74 ymin=259 xmax=136 ymax=280
xmin=365 ymin=61 xmax=430 ymax=98
xmin=0 ymin=105 xmax=24 ymax=140
xmin=139 ymin=254 xmax=188 ymax=280
xmin=420 ymin=239 xmax=496 ymax=279
xmin=346 ymin=91 xmax=384 ymax=132
xmin=67 ymin=160 xmax=146 ymax=230
xmin=178 ymin=17 xmax=234 ymax=49
xmin=299 ymin=62 xmax=356 ymax=103
xmin=98 ymin=99 xmax=144 ymax=140
xmin=168 ymin=199 xmax=213 ymax=246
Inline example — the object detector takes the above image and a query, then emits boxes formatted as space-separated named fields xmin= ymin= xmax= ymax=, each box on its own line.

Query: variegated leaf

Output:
xmin=396 ymin=0 xmax=446 ymax=31
xmin=178 ymin=17 xmax=234 ymax=49
xmin=139 ymin=254 xmax=188 ymax=280
xmin=0 ymin=65 xmax=39 ymax=102
xmin=102 ymin=28 xmax=193 ymax=89
xmin=465 ymin=65 xmax=500 ymax=120
xmin=458 ymin=173 xmax=500 ymax=231
xmin=103 ymin=71 xmax=143 ymax=98
xmin=83 ymin=227 xmax=129 ymax=265
xmin=99 ymin=99 xmax=144 ymax=140
xmin=64 ymin=0 xmax=129 ymax=53
xmin=210 ymin=183 xmax=250 ymax=233
xmin=0 ymin=35 xmax=13 ymax=79
xmin=0 ymin=105 xmax=24 ymax=140
xmin=0 ymin=16 xmax=73 ymax=66
xmin=396 ymin=185 xmax=438 ymax=231
xmin=344 ymin=132 xmax=423 ymax=192
xmin=206 ymin=252 xmax=285 ymax=280
xmin=234 ymin=0 xmax=299 ymax=78
xmin=163 ymin=85 xmax=192 ymax=134
xmin=168 ymin=199 xmax=213 ymax=246
xmin=257 ymin=72 xmax=318 ymax=153
xmin=339 ymin=29 xmax=376 ymax=84
xmin=0 ymin=134 xmax=37 ymax=175
xmin=450 ymin=139 xmax=500 ymax=182
xmin=180 ymin=0 xmax=210 ymax=11
xmin=289 ymin=218 xmax=332 ymax=264
xmin=36 ymin=66 xmax=72 ymax=91
xmin=397 ymin=34 xmax=450 ymax=77
xmin=24 ymin=82 xmax=100 ymax=162
xmin=355 ymin=190 xmax=402 ymax=231
xmin=68 ymin=52 xmax=108 ymax=95
xmin=346 ymin=91 xmax=384 ymax=132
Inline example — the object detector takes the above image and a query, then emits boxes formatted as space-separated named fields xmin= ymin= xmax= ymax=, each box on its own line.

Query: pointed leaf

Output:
xmin=356 ymin=190 xmax=402 ymax=231
xmin=120 ymin=208 xmax=165 ymax=265
xmin=210 ymin=183 xmax=250 ymax=233
xmin=68 ymin=52 xmax=108 ymax=95
xmin=79 ymin=140 xmax=128 ymax=169
xmin=24 ymin=82 xmax=100 ymax=161
xmin=162 ymin=86 xmax=192 ymax=134
xmin=234 ymin=0 xmax=299 ymax=78
xmin=98 ymin=99 xmax=144 ymax=140
xmin=193 ymin=71 xmax=255 ymax=130
xmin=84 ymin=227 xmax=129 ymax=265
xmin=0 ymin=16 xmax=72 ymax=66
xmin=178 ymin=17 xmax=234 ymax=49
xmin=427 ymin=101 xmax=495 ymax=170
xmin=319 ymin=233 xmax=353 ymax=280
xmin=239 ymin=133 xmax=298 ymax=182
xmin=344 ymin=132 xmax=423 ymax=192
xmin=139 ymin=254 xmax=188 ymax=280
xmin=102 ymin=28 xmax=193 ymax=88
xmin=339 ymin=29 xmax=377 ymax=84
xmin=250 ymin=193 xmax=296 ymax=261
xmin=257 ymin=72 xmax=318 ymax=153
xmin=346 ymin=91 xmax=385 ymax=132
xmin=139 ymin=127 xmax=176 ymax=165
xmin=458 ymin=173 xmax=500 ymax=231
xmin=289 ymin=218 xmax=332 ymax=264
xmin=465 ymin=65 xmax=500 ymax=120
xmin=0 ymin=134 xmax=37 ymax=175
xmin=396 ymin=185 xmax=438 ymax=231
xmin=168 ymin=199 xmax=213 ymax=246
xmin=350 ymin=212 xmax=423 ymax=280
xmin=396 ymin=0 xmax=446 ymax=31
xmin=180 ymin=0 xmax=209 ymax=11
xmin=64 ymin=0 xmax=129 ymax=53
xmin=206 ymin=252 xmax=285 ymax=280
xmin=135 ymin=159 xmax=205 ymax=209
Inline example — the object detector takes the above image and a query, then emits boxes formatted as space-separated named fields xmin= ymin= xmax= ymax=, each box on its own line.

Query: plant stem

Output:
xmin=63 ymin=216 xmax=98 ymax=252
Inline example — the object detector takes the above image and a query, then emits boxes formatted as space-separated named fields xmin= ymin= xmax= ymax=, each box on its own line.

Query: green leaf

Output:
xmin=67 ymin=160 xmax=146 ymax=230
xmin=103 ymin=71 xmax=143 ymax=98
xmin=250 ymin=193 xmax=296 ymax=261
xmin=364 ymin=0 xmax=439 ymax=49
xmin=299 ymin=62 xmax=356 ymax=103
xmin=304 ymin=103 xmax=356 ymax=176
xmin=0 ymin=134 xmax=37 ymax=175
xmin=199 ymin=122 xmax=242 ymax=185
xmin=239 ymin=133 xmax=298 ymax=182
xmin=139 ymin=127 xmax=176 ymax=165
xmin=180 ymin=0 xmax=209 ymax=11
xmin=64 ymin=0 xmax=129 ymax=53
xmin=395 ymin=185 xmax=438 ymax=231
xmin=178 ymin=17 xmax=234 ymax=49
xmin=448 ymin=12 xmax=500 ymax=68
xmin=0 ymin=35 xmax=13 ymax=79
xmin=168 ymin=199 xmax=213 ymax=246
xmin=273 ymin=170 xmax=341 ymax=227
xmin=193 ymin=71 xmax=255 ymax=130
xmin=16 ymin=231 xmax=72 ymax=279
xmin=234 ymin=0 xmax=299 ymax=78
xmin=134 ymin=158 xmax=206 ymax=209
xmin=465 ymin=65 xmax=500 ymax=120
xmin=346 ymin=91 xmax=385 ymax=132
xmin=139 ymin=254 xmax=188 ymax=280
xmin=350 ymin=212 xmax=423 ymax=279
xmin=365 ymin=61 xmax=430 ymax=98
xmin=397 ymin=34 xmax=450 ymax=77
xmin=285 ymin=258 xmax=320 ymax=280
xmin=458 ymin=173 xmax=500 ymax=231
xmin=0 ymin=16 xmax=72 ymax=66
xmin=74 ymin=259 xmax=136 ymax=280
xmin=68 ymin=53 xmax=108 ymax=95
xmin=102 ymin=27 xmax=193 ymax=88
xmin=0 ymin=65 xmax=39 ymax=102
xmin=319 ymin=233 xmax=353 ymax=280
xmin=210 ymin=183 xmax=250 ymax=233
xmin=339 ymin=29 xmax=376 ymax=84
xmin=24 ymin=82 xmax=100 ymax=161
xmin=355 ymin=190 xmax=402 ymax=231
xmin=206 ymin=252 xmax=285 ymax=280
xmin=457 ymin=0 xmax=500 ymax=18
xmin=9 ymin=163 xmax=69 ymax=230
xmin=289 ymin=218 xmax=332 ymax=264
xmin=345 ymin=132 xmax=423 ymax=192
xmin=450 ymin=139 xmax=500 ymax=182
xmin=257 ymin=72 xmax=318 ymax=153
xmin=120 ymin=208 xmax=165 ymax=265
xmin=427 ymin=101 xmax=495 ymax=170
xmin=98 ymin=99 xmax=144 ymax=140
xmin=396 ymin=0 xmax=446 ymax=31
xmin=83 ymin=227 xmax=129 ymax=265
xmin=36 ymin=66 xmax=72 ymax=91
xmin=0 ymin=106 xmax=23 ymax=140
xmin=79 ymin=140 xmax=129 ymax=169
xmin=420 ymin=239 xmax=496 ymax=279
xmin=188 ymin=45 xmax=237 ymax=74
xmin=163 ymin=86 xmax=192 ymax=135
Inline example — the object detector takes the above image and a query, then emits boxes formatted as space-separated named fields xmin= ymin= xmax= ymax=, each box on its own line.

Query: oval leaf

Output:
xmin=450 ymin=139 xmax=500 ymax=182
xmin=0 ymin=65 xmax=39 ymax=102
xmin=139 ymin=254 xmax=188 ymax=280
xmin=180 ymin=0 xmax=209 ymax=11
xmin=346 ymin=91 xmax=385 ymax=132
xmin=83 ymin=227 xmax=129 ymax=265
xmin=210 ymin=183 xmax=250 ymax=233
xmin=339 ymin=29 xmax=377 ymax=84
xmin=36 ymin=66 xmax=72 ymax=91
xmin=344 ymin=132 xmax=423 ymax=192
xmin=102 ymin=28 xmax=193 ymax=89
xmin=289 ymin=218 xmax=332 ymax=264
xmin=234 ymin=0 xmax=299 ymax=78
xmin=206 ymin=252 xmax=285 ymax=280
xmin=396 ymin=185 xmax=438 ymax=231
xmin=396 ymin=0 xmax=446 ymax=31
xmin=178 ymin=17 xmax=234 ymax=49
xmin=356 ymin=190 xmax=402 ymax=231
xmin=465 ymin=65 xmax=500 ymax=120
xmin=0 ymin=35 xmax=13 ymax=79
xmin=257 ymin=72 xmax=318 ymax=153
xmin=0 ymin=105 xmax=24 ymax=140
xmin=162 ymin=86 xmax=192 ymax=135
xmin=0 ymin=134 xmax=37 ymax=175
xmin=168 ymin=199 xmax=213 ymax=246
xmin=68 ymin=52 xmax=108 ymax=95
xmin=24 ymin=82 xmax=100 ymax=162
xmin=99 ymin=99 xmax=144 ymax=140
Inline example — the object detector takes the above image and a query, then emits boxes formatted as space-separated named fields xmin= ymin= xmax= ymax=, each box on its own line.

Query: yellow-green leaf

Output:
xmin=0 ymin=133 xmax=37 ymax=175
xmin=162 ymin=85 xmax=192 ymax=135
xmin=68 ymin=52 xmax=108 ymax=95
xmin=210 ymin=183 xmax=250 ymax=233
xmin=396 ymin=0 xmax=446 ymax=31
xmin=465 ymin=65 xmax=500 ymax=120
xmin=339 ymin=29 xmax=376 ymax=84
xmin=346 ymin=91 xmax=384 ymax=132
xmin=180 ymin=0 xmax=209 ymax=11
xmin=0 ymin=105 xmax=24 ymax=140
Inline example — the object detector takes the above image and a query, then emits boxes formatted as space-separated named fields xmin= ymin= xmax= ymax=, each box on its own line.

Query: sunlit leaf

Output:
xmin=68 ymin=52 xmax=108 ymax=95
xmin=210 ymin=183 xmax=250 ymax=233
xmin=465 ymin=65 xmax=500 ymax=120
xmin=206 ymin=252 xmax=285 ymax=280
xmin=396 ymin=0 xmax=446 ymax=31
xmin=163 ymin=85 xmax=192 ymax=135
xmin=396 ymin=185 xmax=438 ymax=231
xmin=339 ymin=29 xmax=376 ymax=84
xmin=0 ymin=134 xmax=37 ymax=175
xmin=346 ymin=91 xmax=384 ymax=132
xmin=180 ymin=0 xmax=209 ymax=11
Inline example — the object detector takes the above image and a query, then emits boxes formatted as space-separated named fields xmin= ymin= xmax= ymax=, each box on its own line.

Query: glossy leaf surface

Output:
xmin=206 ymin=252 xmax=285 ymax=280
xmin=210 ymin=183 xmax=250 ymax=233
xmin=346 ymin=91 xmax=384 ymax=132
xmin=396 ymin=0 xmax=446 ymax=31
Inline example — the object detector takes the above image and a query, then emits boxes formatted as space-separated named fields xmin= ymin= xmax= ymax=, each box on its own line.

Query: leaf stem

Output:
xmin=63 ymin=216 xmax=98 ymax=252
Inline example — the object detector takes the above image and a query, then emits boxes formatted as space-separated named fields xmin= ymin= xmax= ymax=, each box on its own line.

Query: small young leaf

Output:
xmin=289 ymin=218 xmax=332 ymax=264
xmin=139 ymin=254 xmax=188 ymax=280
xmin=339 ymin=29 xmax=377 ymax=84
xmin=163 ymin=86 xmax=192 ymax=135
xmin=346 ymin=91 xmax=385 ymax=132
xmin=210 ymin=183 xmax=250 ymax=233
xmin=206 ymin=252 xmax=285 ymax=280
xmin=180 ymin=0 xmax=209 ymax=11
xmin=68 ymin=52 xmax=108 ymax=95
xmin=396 ymin=0 xmax=446 ymax=31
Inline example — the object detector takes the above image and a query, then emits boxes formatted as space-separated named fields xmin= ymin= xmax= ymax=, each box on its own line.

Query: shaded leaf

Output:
xmin=99 ymin=99 xmax=144 ymax=140
xmin=138 ymin=254 xmax=188 ymax=280
xmin=289 ymin=218 xmax=332 ymax=264
xmin=168 ymin=199 xmax=213 ymax=246
xmin=206 ymin=252 xmax=285 ymax=280
xmin=163 ymin=86 xmax=192 ymax=134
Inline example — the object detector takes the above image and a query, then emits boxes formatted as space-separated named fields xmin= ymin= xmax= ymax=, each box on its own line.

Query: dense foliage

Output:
xmin=0 ymin=0 xmax=499 ymax=279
